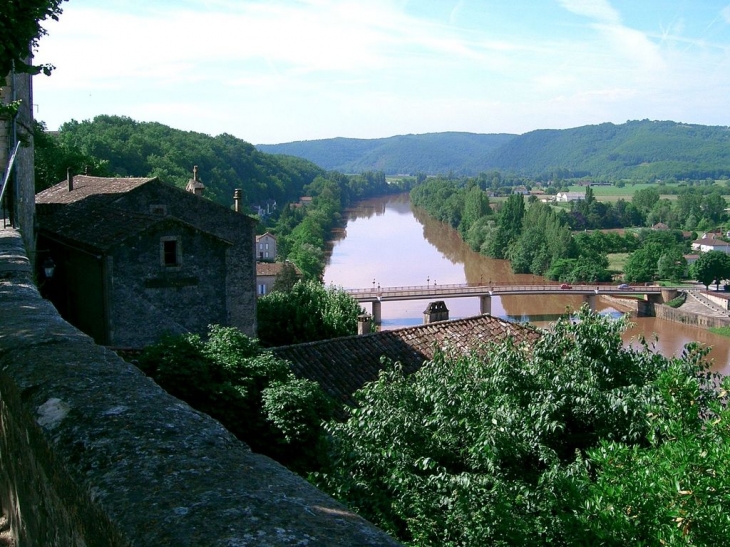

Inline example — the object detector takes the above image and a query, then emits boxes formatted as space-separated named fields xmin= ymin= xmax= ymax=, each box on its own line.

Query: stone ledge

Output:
xmin=0 ymin=227 xmax=400 ymax=546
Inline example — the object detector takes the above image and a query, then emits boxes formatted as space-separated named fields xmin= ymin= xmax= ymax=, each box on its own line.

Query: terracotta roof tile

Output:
xmin=272 ymin=314 xmax=541 ymax=413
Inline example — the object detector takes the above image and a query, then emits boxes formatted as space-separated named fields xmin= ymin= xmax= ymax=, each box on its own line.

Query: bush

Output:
xmin=137 ymin=325 xmax=333 ymax=472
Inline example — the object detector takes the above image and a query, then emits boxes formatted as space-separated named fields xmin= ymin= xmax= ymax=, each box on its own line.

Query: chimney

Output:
xmin=358 ymin=314 xmax=372 ymax=335
xmin=233 ymin=189 xmax=242 ymax=213
xmin=67 ymin=168 xmax=74 ymax=191
xmin=185 ymin=165 xmax=205 ymax=197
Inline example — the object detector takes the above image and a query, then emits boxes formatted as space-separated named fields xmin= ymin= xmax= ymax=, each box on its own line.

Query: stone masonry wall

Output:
xmin=0 ymin=227 xmax=400 ymax=547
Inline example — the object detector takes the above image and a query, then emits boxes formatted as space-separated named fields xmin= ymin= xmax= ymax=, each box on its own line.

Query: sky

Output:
xmin=32 ymin=0 xmax=730 ymax=145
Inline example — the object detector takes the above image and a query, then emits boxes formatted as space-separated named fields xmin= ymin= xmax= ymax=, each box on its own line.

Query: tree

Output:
xmin=691 ymin=250 xmax=730 ymax=290
xmin=272 ymin=261 xmax=301 ymax=293
xmin=0 ymin=0 xmax=67 ymax=76
xmin=632 ymin=187 xmax=660 ymax=213
xmin=257 ymin=280 xmax=363 ymax=347
xmin=656 ymin=248 xmax=687 ymax=282
xmin=136 ymin=325 xmax=333 ymax=473
xmin=623 ymin=242 xmax=664 ymax=282
xmin=317 ymin=308 xmax=729 ymax=546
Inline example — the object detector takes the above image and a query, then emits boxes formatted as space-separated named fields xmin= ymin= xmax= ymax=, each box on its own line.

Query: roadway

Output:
xmin=345 ymin=282 xmax=671 ymax=303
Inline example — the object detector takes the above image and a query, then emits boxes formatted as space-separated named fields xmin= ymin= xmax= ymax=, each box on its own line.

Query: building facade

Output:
xmin=36 ymin=173 xmax=257 ymax=346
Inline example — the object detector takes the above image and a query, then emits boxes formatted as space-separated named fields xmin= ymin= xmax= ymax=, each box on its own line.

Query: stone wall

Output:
xmin=0 ymin=227 xmax=400 ymax=547
xmin=651 ymin=302 xmax=730 ymax=329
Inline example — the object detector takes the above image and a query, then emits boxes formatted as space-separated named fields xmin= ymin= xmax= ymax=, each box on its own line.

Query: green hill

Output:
xmin=52 ymin=115 xmax=326 ymax=207
xmin=489 ymin=120 xmax=730 ymax=180
xmin=257 ymin=120 xmax=730 ymax=180
xmin=257 ymin=132 xmax=516 ymax=175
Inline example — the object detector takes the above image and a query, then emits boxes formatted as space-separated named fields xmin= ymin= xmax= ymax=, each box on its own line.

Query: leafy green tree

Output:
xmin=317 ymin=308 xmax=729 ymax=546
xmin=656 ymin=248 xmax=687 ymax=282
xmin=632 ymin=187 xmax=660 ymax=213
xmin=624 ymin=242 xmax=664 ymax=282
xmin=690 ymin=250 xmax=730 ymax=290
xmin=272 ymin=261 xmax=301 ymax=292
xmin=136 ymin=325 xmax=333 ymax=472
xmin=33 ymin=121 xmax=110 ymax=191
xmin=257 ymin=280 xmax=363 ymax=347
xmin=0 ymin=0 xmax=67 ymax=76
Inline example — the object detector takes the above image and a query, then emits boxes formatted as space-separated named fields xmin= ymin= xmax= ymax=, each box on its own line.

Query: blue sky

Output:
xmin=33 ymin=0 xmax=730 ymax=144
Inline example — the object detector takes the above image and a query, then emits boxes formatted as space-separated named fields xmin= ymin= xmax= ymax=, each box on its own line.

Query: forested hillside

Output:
xmin=257 ymin=120 xmax=730 ymax=180
xmin=257 ymin=132 xmax=515 ymax=175
xmin=489 ymin=120 xmax=730 ymax=180
xmin=42 ymin=115 xmax=326 ymax=207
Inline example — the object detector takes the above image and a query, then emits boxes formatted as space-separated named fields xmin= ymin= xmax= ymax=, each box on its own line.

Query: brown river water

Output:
xmin=323 ymin=194 xmax=730 ymax=376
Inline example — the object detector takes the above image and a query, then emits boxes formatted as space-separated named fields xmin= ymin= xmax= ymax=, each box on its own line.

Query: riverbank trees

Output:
xmin=316 ymin=308 xmax=730 ymax=545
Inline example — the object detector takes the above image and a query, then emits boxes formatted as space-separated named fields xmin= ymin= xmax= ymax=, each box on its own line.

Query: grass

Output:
xmin=709 ymin=326 xmax=730 ymax=338
xmin=607 ymin=253 xmax=630 ymax=273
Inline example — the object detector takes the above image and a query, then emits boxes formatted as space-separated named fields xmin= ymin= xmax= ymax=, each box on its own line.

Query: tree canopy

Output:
xmin=256 ymin=280 xmax=364 ymax=347
xmin=0 ymin=0 xmax=67 ymax=76
xmin=316 ymin=308 xmax=730 ymax=546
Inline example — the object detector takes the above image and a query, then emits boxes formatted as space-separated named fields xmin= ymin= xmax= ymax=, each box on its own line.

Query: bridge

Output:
xmin=344 ymin=282 xmax=679 ymax=324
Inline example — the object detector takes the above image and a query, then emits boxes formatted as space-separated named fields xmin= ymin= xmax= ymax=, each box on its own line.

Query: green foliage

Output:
xmin=0 ymin=0 xmax=67 ymax=76
xmin=33 ymin=121 xmax=110 ymax=191
xmin=690 ymin=250 xmax=730 ymax=290
xmin=272 ymin=261 xmax=301 ymax=293
xmin=55 ymin=115 xmax=325 ymax=206
xmin=317 ymin=309 xmax=730 ymax=545
xmin=256 ymin=280 xmax=363 ymax=347
xmin=136 ymin=325 xmax=333 ymax=472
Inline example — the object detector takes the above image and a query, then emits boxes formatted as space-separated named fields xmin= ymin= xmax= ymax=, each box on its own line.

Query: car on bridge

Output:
xmin=560 ymin=283 xmax=572 ymax=289
xmin=618 ymin=283 xmax=632 ymax=290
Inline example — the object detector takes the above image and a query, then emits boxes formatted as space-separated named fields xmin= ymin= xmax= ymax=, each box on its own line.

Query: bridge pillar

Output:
xmin=585 ymin=294 xmax=597 ymax=311
xmin=371 ymin=301 xmax=382 ymax=324
xmin=480 ymin=295 xmax=491 ymax=316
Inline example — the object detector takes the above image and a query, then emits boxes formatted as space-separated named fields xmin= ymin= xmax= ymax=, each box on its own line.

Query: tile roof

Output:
xmin=36 ymin=175 xmax=157 ymax=205
xmin=272 ymin=314 xmax=541 ymax=413
xmin=256 ymin=261 xmax=301 ymax=277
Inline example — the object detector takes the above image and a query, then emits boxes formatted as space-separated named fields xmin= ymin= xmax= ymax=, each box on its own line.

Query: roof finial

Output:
xmin=193 ymin=165 xmax=198 ymax=181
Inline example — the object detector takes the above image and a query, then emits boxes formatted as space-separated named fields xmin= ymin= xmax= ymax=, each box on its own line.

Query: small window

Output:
xmin=258 ymin=284 xmax=267 ymax=295
xmin=150 ymin=204 xmax=167 ymax=216
xmin=160 ymin=237 xmax=181 ymax=267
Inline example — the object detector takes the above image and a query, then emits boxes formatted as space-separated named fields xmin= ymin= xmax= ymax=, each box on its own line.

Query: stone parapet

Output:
xmin=0 ymin=227 xmax=400 ymax=546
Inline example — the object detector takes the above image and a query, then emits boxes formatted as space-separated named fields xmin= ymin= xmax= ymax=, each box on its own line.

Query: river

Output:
xmin=323 ymin=194 xmax=730 ymax=376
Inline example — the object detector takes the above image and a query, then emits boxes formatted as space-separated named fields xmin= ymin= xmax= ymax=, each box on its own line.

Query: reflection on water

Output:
xmin=324 ymin=194 xmax=730 ymax=376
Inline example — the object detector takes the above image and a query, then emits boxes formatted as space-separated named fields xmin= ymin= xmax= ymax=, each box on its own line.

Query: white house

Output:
xmin=255 ymin=232 xmax=277 ymax=261
xmin=555 ymin=192 xmax=585 ymax=203
xmin=691 ymin=233 xmax=730 ymax=254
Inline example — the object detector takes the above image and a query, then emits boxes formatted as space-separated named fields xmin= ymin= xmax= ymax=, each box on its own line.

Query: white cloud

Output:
xmin=555 ymin=0 xmax=621 ymax=24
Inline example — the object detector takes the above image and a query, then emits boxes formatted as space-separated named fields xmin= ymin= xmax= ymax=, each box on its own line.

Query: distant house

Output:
xmin=35 ymin=171 xmax=258 ymax=346
xmin=691 ymin=233 xmax=730 ymax=254
xmin=256 ymin=232 xmax=277 ymax=261
xmin=272 ymin=314 xmax=541 ymax=413
xmin=513 ymin=186 xmax=530 ymax=195
xmin=555 ymin=192 xmax=585 ymax=203
xmin=652 ymin=222 xmax=669 ymax=230
xmin=255 ymin=261 xmax=301 ymax=297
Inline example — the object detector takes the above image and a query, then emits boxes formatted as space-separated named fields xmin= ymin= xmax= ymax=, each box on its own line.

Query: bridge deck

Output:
xmin=344 ymin=282 xmax=672 ymax=302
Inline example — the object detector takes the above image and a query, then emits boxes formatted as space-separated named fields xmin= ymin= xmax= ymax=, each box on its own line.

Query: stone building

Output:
xmin=36 ymin=172 xmax=258 ymax=346
xmin=1 ymin=67 xmax=35 ymax=256
xmin=255 ymin=231 xmax=277 ymax=261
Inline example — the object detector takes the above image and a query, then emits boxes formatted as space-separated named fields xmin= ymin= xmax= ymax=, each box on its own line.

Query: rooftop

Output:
xmin=272 ymin=314 xmax=541 ymax=412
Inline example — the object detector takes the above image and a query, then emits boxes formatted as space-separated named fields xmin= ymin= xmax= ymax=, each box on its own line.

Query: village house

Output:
xmin=255 ymin=261 xmax=301 ymax=296
xmin=691 ymin=232 xmax=730 ymax=254
xmin=256 ymin=232 xmax=277 ymax=261
xmin=555 ymin=191 xmax=585 ymax=203
xmin=35 ymin=170 xmax=258 ymax=347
